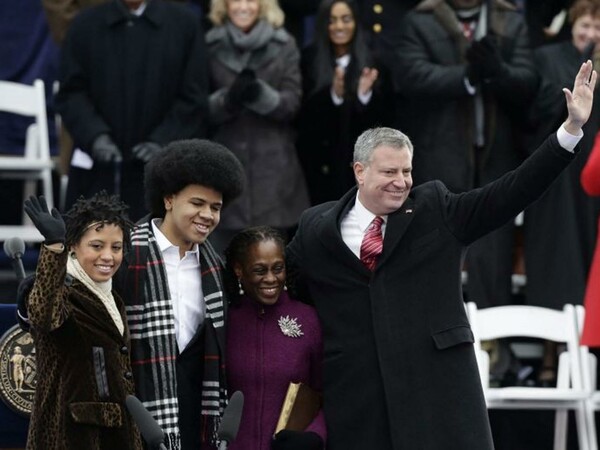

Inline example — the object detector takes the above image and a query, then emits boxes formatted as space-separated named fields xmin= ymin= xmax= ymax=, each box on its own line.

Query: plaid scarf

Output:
xmin=122 ymin=221 xmax=227 ymax=449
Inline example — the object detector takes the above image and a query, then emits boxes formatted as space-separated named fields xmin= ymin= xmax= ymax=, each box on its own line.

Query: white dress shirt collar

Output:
xmin=354 ymin=194 xmax=387 ymax=235
xmin=151 ymin=219 xmax=199 ymax=259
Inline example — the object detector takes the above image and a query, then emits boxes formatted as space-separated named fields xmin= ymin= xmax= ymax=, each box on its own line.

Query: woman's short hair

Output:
xmin=144 ymin=139 xmax=245 ymax=218
xmin=569 ymin=0 xmax=600 ymax=23
xmin=64 ymin=191 xmax=133 ymax=249
xmin=208 ymin=0 xmax=285 ymax=28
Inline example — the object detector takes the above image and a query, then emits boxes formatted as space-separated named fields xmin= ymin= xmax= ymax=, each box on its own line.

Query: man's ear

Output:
xmin=353 ymin=162 xmax=365 ymax=185
xmin=163 ymin=194 xmax=174 ymax=212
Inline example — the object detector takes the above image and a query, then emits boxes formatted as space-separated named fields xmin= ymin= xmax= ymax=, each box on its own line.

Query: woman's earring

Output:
xmin=283 ymin=283 xmax=288 ymax=291
xmin=237 ymin=279 xmax=244 ymax=296
xmin=70 ymin=252 xmax=77 ymax=260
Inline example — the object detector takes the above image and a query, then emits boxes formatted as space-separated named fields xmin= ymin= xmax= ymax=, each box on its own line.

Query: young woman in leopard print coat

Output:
xmin=22 ymin=193 xmax=142 ymax=450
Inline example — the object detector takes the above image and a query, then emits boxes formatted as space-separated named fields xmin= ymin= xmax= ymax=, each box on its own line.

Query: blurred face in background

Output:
xmin=571 ymin=13 xmax=600 ymax=53
xmin=328 ymin=2 xmax=356 ymax=56
xmin=227 ymin=0 xmax=260 ymax=32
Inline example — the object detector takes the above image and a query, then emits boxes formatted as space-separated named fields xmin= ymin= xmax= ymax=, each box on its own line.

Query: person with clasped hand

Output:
xmin=286 ymin=61 xmax=598 ymax=450
xmin=224 ymin=226 xmax=326 ymax=450
xmin=21 ymin=193 xmax=141 ymax=450
xmin=205 ymin=0 xmax=309 ymax=252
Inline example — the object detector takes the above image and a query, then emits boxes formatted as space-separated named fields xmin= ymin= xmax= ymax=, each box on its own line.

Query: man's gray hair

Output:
xmin=353 ymin=127 xmax=414 ymax=165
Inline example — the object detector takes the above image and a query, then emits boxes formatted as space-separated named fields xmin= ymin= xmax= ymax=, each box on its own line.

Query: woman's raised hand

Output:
xmin=23 ymin=196 xmax=65 ymax=244
xmin=358 ymin=67 xmax=379 ymax=96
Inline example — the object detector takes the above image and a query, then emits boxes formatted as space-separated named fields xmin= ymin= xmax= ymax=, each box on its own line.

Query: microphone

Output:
xmin=125 ymin=395 xmax=167 ymax=450
xmin=3 ymin=237 xmax=26 ymax=281
xmin=217 ymin=390 xmax=244 ymax=450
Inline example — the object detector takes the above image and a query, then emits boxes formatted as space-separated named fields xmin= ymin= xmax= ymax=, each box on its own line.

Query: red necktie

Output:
xmin=360 ymin=216 xmax=384 ymax=271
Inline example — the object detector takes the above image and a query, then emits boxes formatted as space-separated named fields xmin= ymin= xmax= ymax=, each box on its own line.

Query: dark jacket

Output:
xmin=524 ymin=40 xmax=600 ymax=308
xmin=297 ymin=45 xmax=394 ymax=205
xmin=396 ymin=0 xmax=538 ymax=191
xmin=26 ymin=247 xmax=141 ymax=450
xmin=56 ymin=0 xmax=208 ymax=156
xmin=287 ymin=134 xmax=574 ymax=449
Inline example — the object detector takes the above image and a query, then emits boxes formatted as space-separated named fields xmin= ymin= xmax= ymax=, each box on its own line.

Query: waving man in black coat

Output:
xmin=287 ymin=60 xmax=597 ymax=450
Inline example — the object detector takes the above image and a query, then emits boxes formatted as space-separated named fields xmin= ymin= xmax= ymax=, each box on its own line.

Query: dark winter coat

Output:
xmin=26 ymin=247 xmax=141 ymax=450
xmin=396 ymin=0 xmax=538 ymax=192
xmin=206 ymin=24 xmax=309 ymax=230
xmin=287 ymin=134 xmax=574 ymax=449
xmin=524 ymin=40 xmax=600 ymax=308
xmin=56 ymin=0 xmax=208 ymax=156
xmin=297 ymin=45 xmax=394 ymax=205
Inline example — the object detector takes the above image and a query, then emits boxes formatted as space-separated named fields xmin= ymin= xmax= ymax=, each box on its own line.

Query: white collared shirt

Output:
xmin=341 ymin=194 xmax=387 ymax=259
xmin=152 ymin=219 xmax=204 ymax=351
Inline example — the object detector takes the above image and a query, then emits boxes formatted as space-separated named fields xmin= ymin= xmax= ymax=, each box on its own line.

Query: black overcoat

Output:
xmin=524 ymin=40 xmax=600 ymax=308
xmin=287 ymin=134 xmax=574 ymax=449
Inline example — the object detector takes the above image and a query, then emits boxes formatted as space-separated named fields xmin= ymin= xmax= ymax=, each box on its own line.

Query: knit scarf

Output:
xmin=225 ymin=19 xmax=274 ymax=66
xmin=66 ymin=254 xmax=124 ymax=335
xmin=123 ymin=221 xmax=227 ymax=449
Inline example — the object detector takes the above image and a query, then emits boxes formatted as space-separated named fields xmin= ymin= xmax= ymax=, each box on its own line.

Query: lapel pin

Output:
xmin=405 ymin=209 xmax=413 ymax=214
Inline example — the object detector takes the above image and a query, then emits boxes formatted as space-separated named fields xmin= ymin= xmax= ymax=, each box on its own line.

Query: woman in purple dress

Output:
xmin=224 ymin=226 xmax=326 ymax=450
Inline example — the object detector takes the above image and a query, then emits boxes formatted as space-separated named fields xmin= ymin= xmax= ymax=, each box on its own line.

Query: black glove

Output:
xmin=132 ymin=141 xmax=162 ymax=163
xmin=226 ymin=68 xmax=257 ymax=109
xmin=90 ymin=134 xmax=123 ymax=163
xmin=466 ymin=35 xmax=505 ymax=80
xmin=240 ymin=78 xmax=262 ymax=103
xmin=272 ymin=430 xmax=324 ymax=450
xmin=465 ymin=62 xmax=482 ymax=85
xmin=23 ymin=195 xmax=66 ymax=245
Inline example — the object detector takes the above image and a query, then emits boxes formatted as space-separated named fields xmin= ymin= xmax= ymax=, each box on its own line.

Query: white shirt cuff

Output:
xmin=556 ymin=123 xmax=583 ymax=153
xmin=464 ymin=77 xmax=476 ymax=95
xmin=330 ymin=88 xmax=344 ymax=105
xmin=358 ymin=90 xmax=373 ymax=105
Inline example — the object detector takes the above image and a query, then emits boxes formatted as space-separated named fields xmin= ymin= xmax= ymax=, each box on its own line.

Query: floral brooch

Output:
xmin=278 ymin=315 xmax=304 ymax=338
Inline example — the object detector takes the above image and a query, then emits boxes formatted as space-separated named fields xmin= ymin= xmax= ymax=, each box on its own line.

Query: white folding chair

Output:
xmin=466 ymin=302 xmax=591 ymax=450
xmin=575 ymin=305 xmax=600 ymax=450
xmin=0 ymin=79 xmax=53 ymax=242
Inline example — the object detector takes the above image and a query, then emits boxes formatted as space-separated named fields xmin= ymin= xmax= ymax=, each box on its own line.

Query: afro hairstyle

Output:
xmin=144 ymin=139 xmax=245 ymax=217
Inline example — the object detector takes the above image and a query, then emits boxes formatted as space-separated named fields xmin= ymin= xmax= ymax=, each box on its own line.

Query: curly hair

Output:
xmin=223 ymin=226 xmax=303 ymax=304
xmin=64 ymin=191 xmax=133 ymax=249
xmin=208 ymin=0 xmax=285 ymax=28
xmin=144 ymin=139 xmax=245 ymax=218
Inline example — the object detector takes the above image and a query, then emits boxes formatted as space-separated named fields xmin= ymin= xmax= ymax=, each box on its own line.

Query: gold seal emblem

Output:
xmin=0 ymin=324 xmax=36 ymax=416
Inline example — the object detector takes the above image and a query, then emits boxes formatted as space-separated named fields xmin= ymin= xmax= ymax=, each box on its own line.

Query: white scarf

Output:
xmin=67 ymin=255 xmax=125 ymax=335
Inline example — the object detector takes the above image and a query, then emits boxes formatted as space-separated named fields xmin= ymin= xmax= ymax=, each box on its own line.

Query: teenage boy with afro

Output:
xmin=115 ymin=139 xmax=245 ymax=449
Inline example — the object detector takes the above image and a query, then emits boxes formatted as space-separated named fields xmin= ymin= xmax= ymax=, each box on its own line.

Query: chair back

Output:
xmin=0 ymin=79 xmax=53 ymax=242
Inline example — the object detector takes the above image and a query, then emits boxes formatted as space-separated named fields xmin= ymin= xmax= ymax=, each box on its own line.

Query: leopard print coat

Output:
xmin=25 ymin=246 xmax=142 ymax=450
